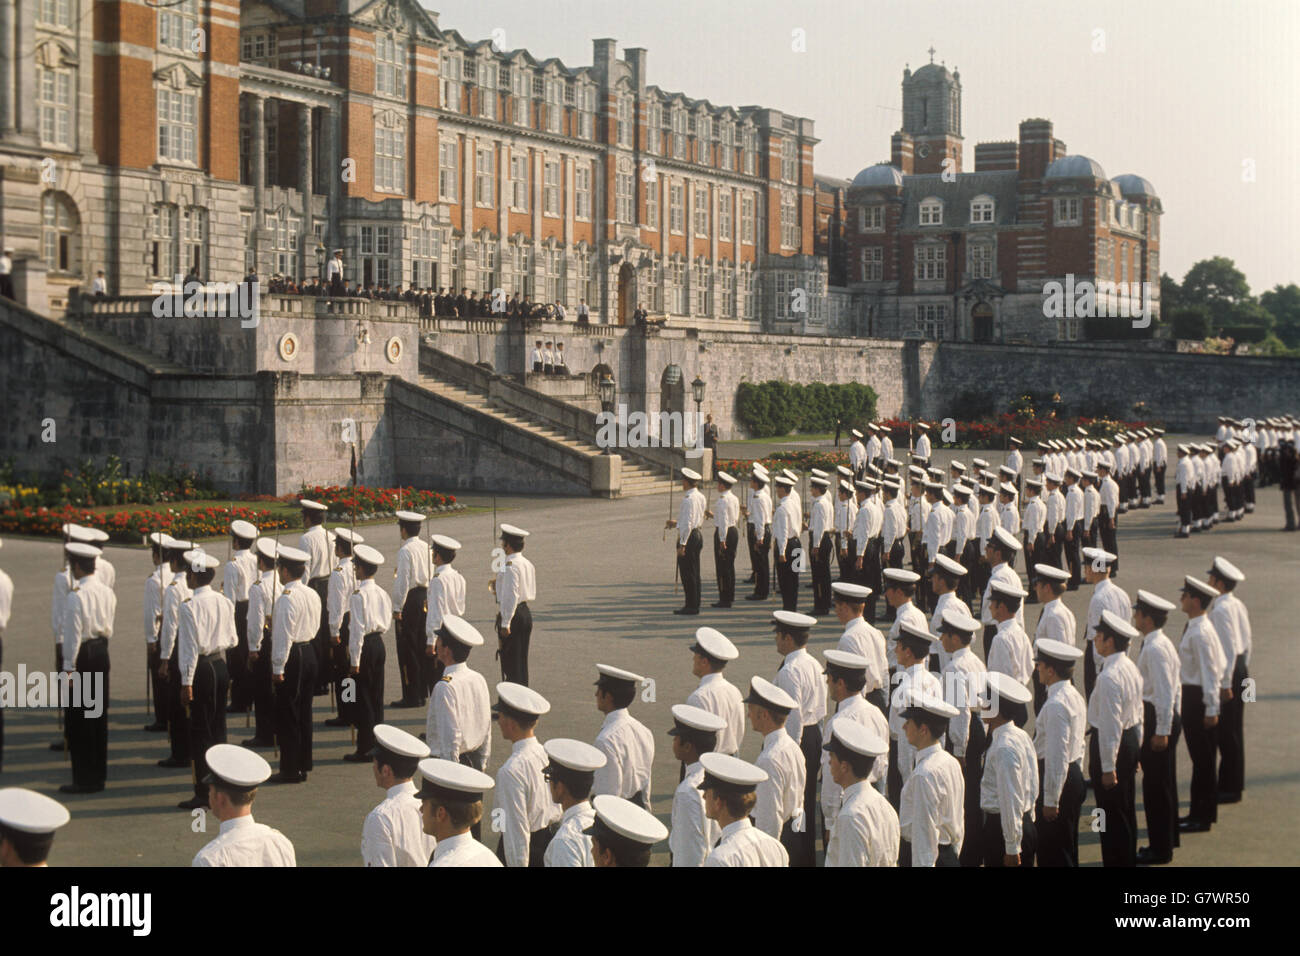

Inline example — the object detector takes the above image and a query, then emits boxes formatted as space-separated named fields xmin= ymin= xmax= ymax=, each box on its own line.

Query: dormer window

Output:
xmin=969 ymin=195 xmax=994 ymax=224
xmin=919 ymin=197 xmax=943 ymax=226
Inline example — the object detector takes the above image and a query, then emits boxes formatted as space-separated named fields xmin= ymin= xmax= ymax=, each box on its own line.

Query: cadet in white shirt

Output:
xmin=346 ymin=545 xmax=393 ymax=760
xmin=848 ymin=429 xmax=868 ymax=477
xmin=1081 ymin=547 xmax=1128 ymax=700
xmin=193 ymin=745 xmax=296 ymax=867
xmin=667 ymin=704 xmax=725 ymax=866
xmin=243 ymin=538 xmax=279 ymax=748
xmin=884 ymin=568 xmax=926 ymax=673
xmin=269 ymin=546 xmax=320 ymax=784
xmin=493 ymin=524 xmax=537 ymax=685
xmin=746 ymin=676 xmax=807 ymax=863
xmin=297 ymin=499 xmax=333 ymax=698
xmin=771 ymin=610 xmax=825 ymax=861
xmin=684 ymin=627 xmax=745 ymax=757
xmin=807 ymin=475 xmax=835 ymax=614
xmin=700 ymin=753 xmax=789 ymax=867
xmin=177 ymin=550 xmax=238 ymax=810
xmin=666 ymin=468 xmax=707 ymax=615
xmin=709 ymin=472 xmax=741 ymax=608
xmin=1080 ymin=472 xmax=1101 ymax=549
xmin=60 ymin=542 xmax=116 ymax=794
xmin=771 ymin=476 xmax=801 ymax=612
xmin=361 ymin=725 xmax=436 ymax=867
xmin=914 ymin=422 xmax=933 ymax=464
xmin=823 ymin=719 xmax=898 ymax=867
xmin=831 ymin=582 xmax=888 ymax=714
xmin=542 ymin=738 xmax=605 ymax=867
xmin=977 ymin=673 xmax=1039 ymax=867
xmin=980 ymin=527 xmax=1025 ymax=658
xmin=424 ymin=534 xmax=466 ymax=685
xmin=928 ymin=554 xmax=970 ymax=673
xmin=417 ymin=759 xmax=501 ymax=867
xmin=157 ymin=537 xmax=194 ymax=770
xmin=1095 ymin=461 xmax=1121 ymax=567
xmin=898 ymin=691 xmax=963 ymax=866
xmin=820 ymin=650 xmax=889 ymax=839
xmin=935 ymin=608 xmax=986 ymax=866
xmin=142 ymin=533 xmax=170 ymax=733
xmin=426 ymin=615 xmax=491 ymax=776
xmin=492 ymin=683 xmax=561 ymax=867
xmin=1178 ymin=576 xmax=1228 ymax=832
xmin=223 ymin=520 xmax=259 ymax=717
xmin=835 ymin=479 xmax=858 ymax=582
xmin=592 ymin=664 xmax=654 ymax=808
xmin=1032 ymin=639 xmax=1087 ymax=867
xmin=1021 ymin=479 xmax=1048 ymax=596
xmin=986 ymin=580 xmax=1033 ymax=688
xmin=1062 ymin=469 xmax=1086 ymax=588
xmin=1206 ymin=556 xmax=1249 ymax=805
xmin=585 ymin=794 xmax=668 ymax=867
xmin=1031 ymin=564 xmax=1076 ymax=712
xmin=325 ymin=528 xmax=362 ymax=731
xmin=744 ymin=468 xmax=774 ymax=600
xmin=1088 ymin=612 xmax=1144 ymax=866
xmin=889 ymin=622 xmax=943 ymax=808
xmin=1132 ymin=592 xmax=1181 ymax=866
xmin=0 ymin=787 xmax=70 ymax=867
xmin=391 ymin=510 xmax=431 ymax=707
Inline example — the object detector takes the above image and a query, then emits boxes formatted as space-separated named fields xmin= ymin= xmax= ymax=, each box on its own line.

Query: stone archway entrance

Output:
xmin=972 ymin=302 xmax=994 ymax=342
xmin=660 ymin=364 xmax=685 ymax=428
xmin=617 ymin=261 xmax=635 ymax=326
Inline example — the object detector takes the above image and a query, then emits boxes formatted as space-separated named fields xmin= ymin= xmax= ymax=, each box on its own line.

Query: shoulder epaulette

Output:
xmin=441 ymin=675 xmax=453 ymax=683
xmin=183 ymin=597 xmax=192 ymax=603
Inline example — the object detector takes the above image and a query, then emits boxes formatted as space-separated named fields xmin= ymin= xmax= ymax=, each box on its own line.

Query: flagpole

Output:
xmin=349 ymin=444 xmax=358 ymax=748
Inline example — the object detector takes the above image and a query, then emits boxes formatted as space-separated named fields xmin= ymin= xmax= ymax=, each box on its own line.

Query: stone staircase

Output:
xmin=415 ymin=374 xmax=678 ymax=498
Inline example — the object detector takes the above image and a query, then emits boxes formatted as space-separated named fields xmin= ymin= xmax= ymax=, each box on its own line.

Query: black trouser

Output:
xmin=309 ymin=577 xmax=331 ymax=695
xmin=1051 ymin=522 xmax=1066 ymax=567
xmin=0 ymin=635 xmax=3 ymax=770
xmin=1023 ymin=534 xmax=1038 ymax=597
xmin=354 ymin=631 xmax=386 ymax=754
xmin=797 ymin=723 xmax=821 ymax=864
xmin=1182 ymin=684 xmax=1218 ymax=824
xmin=67 ymin=638 xmax=110 ymax=788
xmin=774 ymin=536 xmax=799 ymax=611
xmin=1089 ymin=724 xmax=1139 ymax=866
xmin=835 ymin=533 xmax=852 ymax=581
xmin=189 ymin=653 xmax=229 ymax=800
xmin=496 ymin=827 xmax=556 ymax=867
xmin=809 ymin=531 xmax=832 ymax=613
xmin=332 ymin=611 xmax=354 ymax=724
xmin=915 ymin=545 xmax=933 ymax=612
xmin=982 ymin=624 xmax=997 ymax=662
xmin=863 ymin=539 xmax=882 ymax=622
xmin=1084 ymin=642 xmax=1097 ymax=700
xmin=1032 ymin=668 xmax=1047 ymax=714
xmin=1036 ymin=758 xmax=1085 ymax=867
xmin=887 ymin=737 xmax=902 ymax=809
xmin=251 ymin=627 xmax=275 ymax=741
xmin=960 ymin=541 xmax=981 ymax=606
xmin=1217 ymin=654 xmax=1247 ymax=797
xmin=498 ymin=602 xmax=532 ymax=686
xmin=899 ymin=840 xmax=958 ymax=867
xmin=714 ymin=526 xmax=738 ymax=606
xmin=398 ymin=587 xmax=427 ymax=706
xmin=275 ymin=642 xmax=318 ymax=777
xmin=1139 ymin=467 xmax=1152 ymax=501
xmin=1155 ymin=465 xmax=1166 ymax=497
xmin=981 ymin=811 xmax=1037 ymax=867
xmin=228 ymin=600 xmax=252 ymax=711
xmin=750 ymin=527 xmax=771 ymax=598
xmin=1244 ymin=474 xmax=1255 ymax=506
xmin=1141 ymin=703 xmax=1181 ymax=859
xmin=866 ymin=687 xmax=888 ymax=717
xmin=1065 ymin=520 xmax=1083 ymax=587
xmin=167 ymin=647 xmax=191 ymax=762
xmin=148 ymin=643 xmax=168 ymax=729
xmin=678 ymin=528 xmax=703 ymax=611
xmin=957 ymin=713 xmax=987 ymax=867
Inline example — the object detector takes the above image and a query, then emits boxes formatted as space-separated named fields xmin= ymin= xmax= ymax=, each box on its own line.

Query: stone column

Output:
xmin=327 ymin=103 xmax=341 ymax=251
xmin=0 ymin=0 xmax=15 ymax=134
xmin=15 ymin=0 xmax=33 ymax=135
xmin=298 ymin=103 xmax=313 ymax=282
xmin=251 ymin=94 xmax=267 ymax=273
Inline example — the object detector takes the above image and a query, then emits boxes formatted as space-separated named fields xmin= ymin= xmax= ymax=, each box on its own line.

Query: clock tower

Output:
xmin=897 ymin=51 xmax=963 ymax=176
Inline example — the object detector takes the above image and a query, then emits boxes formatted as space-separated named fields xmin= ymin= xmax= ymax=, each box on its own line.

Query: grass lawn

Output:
xmin=723 ymin=432 xmax=840 ymax=445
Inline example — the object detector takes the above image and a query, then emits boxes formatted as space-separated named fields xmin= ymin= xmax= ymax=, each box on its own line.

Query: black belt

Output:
xmin=84 ymin=636 xmax=109 ymax=645
xmin=200 ymin=651 xmax=223 ymax=662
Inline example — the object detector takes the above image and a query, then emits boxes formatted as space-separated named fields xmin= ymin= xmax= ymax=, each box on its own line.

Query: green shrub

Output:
xmin=736 ymin=381 xmax=878 ymax=438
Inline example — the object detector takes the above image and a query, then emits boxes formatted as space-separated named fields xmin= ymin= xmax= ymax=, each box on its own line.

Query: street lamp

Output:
xmin=691 ymin=375 xmax=706 ymax=453
xmin=598 ymin=375 xmax=616 ymax=455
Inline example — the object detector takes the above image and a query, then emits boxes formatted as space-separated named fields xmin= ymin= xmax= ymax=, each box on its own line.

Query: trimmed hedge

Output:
xmin=736 ymin=381 xmax=878 ymax=438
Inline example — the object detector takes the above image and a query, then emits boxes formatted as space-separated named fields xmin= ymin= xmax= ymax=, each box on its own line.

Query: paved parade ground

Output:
xmin=1 ymin=440 xmax=1297 ymax=867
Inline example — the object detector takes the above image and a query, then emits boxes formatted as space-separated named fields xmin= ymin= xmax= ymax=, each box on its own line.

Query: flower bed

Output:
xmin=296 ymin=485 xmax=462 ymax=519
xmin=0 ymin=504 xmax=293 ymax=543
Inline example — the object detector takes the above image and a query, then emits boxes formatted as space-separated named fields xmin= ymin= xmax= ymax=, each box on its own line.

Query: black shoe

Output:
xmin=59 ymin=783 xmax=104 ymax=795
xmin=313 ymin=685 xmax=331 ymax=696
xmin=418 ymin=732 xmax=427 ymax=741
xmin=1216 ymin=791 xmax=1242 ymax=804
xmin=673 ymin=607 xmax=699 ymax=615
xmin=1136 ymin=846 xmax=1172 ymax=865
xmin=49 ymin=739 xmax=67 ymax=752
xmin=744 ymin=575 xmax=756 ymax=584
xmin=142 ymin=722 xmax=167 ymax=733
xmin=744 ymin=593 xmax=766 ymax=601
xmin=268 ymin=771 xmax=306 ymax=784
xmin=388 ymin=699 xmax=416 ymax=709
xmin=324 ymin=716 xmax=350 ymax=728
xmin=711 ymin=602 xmax=732 ymax=608
xmin=1175 ymin=532 xmax=1190 ymax=539
xmin=343 ymin=751 xmax=372 ymax=763
xmin=1179 ymin=818 xmax=1212 ymax=833
xmin=241 ymin=737 xmax=274 ymax=749
xmin=226 ymin=705 xmax=249 ymax=715
xmin=157 ymin=756 xmax=189 ymax=768
xmin=177 ymin=796 xmax=209 ymax=810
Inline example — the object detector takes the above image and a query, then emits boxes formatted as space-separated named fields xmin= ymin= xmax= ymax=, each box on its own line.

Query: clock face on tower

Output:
xmin=917 ymin=143 xmax=931 ymax=159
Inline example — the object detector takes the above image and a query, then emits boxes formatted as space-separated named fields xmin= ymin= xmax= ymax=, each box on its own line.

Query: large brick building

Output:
xmin=0 ymin=0 xmax=828 ymax=328
xmin=836 ymin=57 xmax=1163 ymax=343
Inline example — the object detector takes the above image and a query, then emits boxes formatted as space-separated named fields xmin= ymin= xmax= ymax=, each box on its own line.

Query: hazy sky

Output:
xmin=425 ymin=0 xmax=1299 ymax=293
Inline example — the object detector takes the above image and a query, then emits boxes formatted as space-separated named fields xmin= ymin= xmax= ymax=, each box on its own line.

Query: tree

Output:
xmin=1160 ymin=273 xmax=1182 ymax=312
xmin=1180 ymin=257 xmax=1251 ymax=308
xmin=1261 ymin=283 xmax=1300 ymax=349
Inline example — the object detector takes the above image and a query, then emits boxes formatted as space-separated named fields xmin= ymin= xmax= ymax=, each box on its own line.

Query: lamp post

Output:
xmin=599 ymin=375 xmax=617 ymax=455
xmin=691 ymin=374 xmax=706 ymax=453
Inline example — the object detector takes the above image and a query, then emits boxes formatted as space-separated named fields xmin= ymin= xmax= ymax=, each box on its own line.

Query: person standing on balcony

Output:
xmin=327 ymin=249 xmax=344 ymax=297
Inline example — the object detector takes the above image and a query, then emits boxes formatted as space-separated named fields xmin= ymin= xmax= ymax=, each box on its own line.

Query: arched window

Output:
xmin=42 ymin=191 xmax=80 ymax=275
xmin=919 ymin=196 xmax=943 ymax=225
xmin=969 ymin=194 xmax=994 ymax=224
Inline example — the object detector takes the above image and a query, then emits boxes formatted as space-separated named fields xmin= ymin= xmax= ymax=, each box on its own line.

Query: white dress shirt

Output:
xmin=1022 ymin=497 xmax=1046 ymax=538
xmin=982 ymin=561 xmax=1025 ymax=628
xmin=825 ymin=779 xmax=900 ymax=867
xmin=1034 ymin=597 xmax=1077 ymax=647
xmin=748 ymin=488 xmax=772 ymax=534
xmin=271 ymin=580 xmax=320 ymax=676
xmin=987 ymin=617 xmax=1033 ymax=688
xmin=192 ymin=815 xmax=296 ymax=867
xmin=428 ymin=661 xmax=491 ymax=761
xmin=496 ymin=737 xmax=561 ymax=867
xmin=979 ymin=722 xmax=1040 ymax=854
xmin=544 ymin=801 xmax=596 ymax=867
xmin=593 ymin=708 xmax=654 ymax=804
xmin=714 ymin=489 xmax=740 ymax=536
xmin=425 ymin=564 xmax=466 ymax=642
xmin=1087 ymin=652 xmax=1144 ymax=773
xmin=809 ymin=492 xmax=833 ymax=542
xmin=849 ymin=440 xmax=867 ymax=472
xmin=495 ymin=552 xmax=537 ymax=628
xmin=677 ymin=487 xmax=706 ymax=545
xmin=392 ymin=536 xmax=431 ymax=609
xmin=1085 ymin=577 xmax=1131 ymax=668
xmin=821 ymin=696 xmax=888 ymax=826
xmin=889 ymin=663 xmax=943 ymax=784
xmin=929 ymin=592 xmax=970 ymax=672
xmin=222 ymin=548 xmax=257 ymax=604
xmin=1034 ymin=679 xmax=1087 ymax=807
xmin=158 ymin=572 xmax=192 ymax=660
xmin=774 ymin=646 xmax=826 ymax=744
xmin=299 ymin=524 xmax=333 ymax=581
xmin=1179 ymin=615 xmax=1227 ymax=717
xmin=362 ymin=780 xmax=437 ymax=867
xmin=428 ymin=831 xmax=502 ymax=867
xmin=1138 ymin=629 xmax=1181 ymax=736
xmin=899 ymin=742 xmax=964 ymax=866
xmin=773 ymin=492 xmax=799 ymax=551
xmin=685 ymin=672 xmax=745 ymax=756
xmin=178 ymin=584 xmax=238 ymax=686
xmin=348 ymin=578 xmax=393 ymax=667
xmin=915 ymin=433 xmax=932 ymax=459
xmin=327 ymin=556 xmax=355 ymax=637
xmin=1209 ymin=593 xmax=1246 ymax=683
xmin=941 ymin=647 xmax=986 ymax=758
xmin=670 ymin=761 xmax=719 ymax=867
xmin=0 ymin=567 xmax=11 ymax=632
xmin=703 ymin=818 xmax=789 ymax=867
xmin=755 ymin=727 xmax=805 ymax=838
xmin=247 ymin=570 xmax=275 ymax=654
xmin=62 ymin=575 xmax=116 ymax=665
xmin=887 ymin=601 xmax=928 ymax=670
xmin=143 ymin=569 xmax=167 ymax=644
xmin=838 ymin=617 xmax=888 ymax=694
